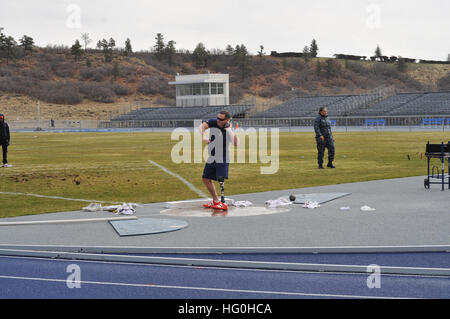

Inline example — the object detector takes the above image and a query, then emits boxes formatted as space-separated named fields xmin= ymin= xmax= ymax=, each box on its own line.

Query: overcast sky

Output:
xmin=1 ymin=0 xmax=449 ymax=60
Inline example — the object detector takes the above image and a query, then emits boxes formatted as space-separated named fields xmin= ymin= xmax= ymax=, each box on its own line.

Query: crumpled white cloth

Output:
xmin=83 ymin=202 xmax=140 ymax=215
xmin=265 ymin=198 xmax=292 ymax=208
xmin=233 ymin=200 xmax=253 ymax=207
xmin=82 ymin=203 xmax=103 ymax=212
xmin=302 ymin=201 xmax=321 ymax=209
xmin=360 ymin=205 xmax=376 ymax=212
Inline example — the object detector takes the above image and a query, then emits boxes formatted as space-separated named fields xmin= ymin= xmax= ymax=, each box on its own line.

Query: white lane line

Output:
xmin=148 ymin=160 xmax=208 ymax=198
xmin=0 ymin=191 xmax=122 ymax=204
xmin=0 ymin=254 xmax=446 ymax=279
xmin=0 ymin=216 xmax=137 ymax=226
xmin=0 ymin=274 xmax=406 ymax=299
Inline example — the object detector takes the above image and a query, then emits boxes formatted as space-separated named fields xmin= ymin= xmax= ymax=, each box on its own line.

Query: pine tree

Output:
xmin=234 ymin=44 xmax=253 ymax=80
xmin=19 ymin=35 xmax=34 ymax=54
xmin=154 ymin=33 xmax=165 ymax=59
xmin=192 ymin=42 xmax=209 ymax=68
xmin=257 ymin=45 xmax=265 ymax=58
xmin=165 ymin=40 xmax=176 ymax=65
xmin=97 ymin=38 xmax=115 ymax=62
xmin=71 ymin=40 xmax=83 ymax=60
xmin=310 ymin=39 xmax=318 ymax=57
xmin=225 ymin=44 xmax=234 ymax=55
xmin=374 ymin=45 xmax=382 ymax=61
xmin=124 ymin=38 xmax=133 ymax=56
xmin=0 ymin=29 xmax=17 ymax=63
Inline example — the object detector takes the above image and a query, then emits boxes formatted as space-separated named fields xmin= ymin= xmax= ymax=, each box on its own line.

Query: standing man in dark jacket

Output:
xmin=0 ymin=114 xmax=12 ymax=168
xmin=314 ymin=107 xmax=335 ymax=169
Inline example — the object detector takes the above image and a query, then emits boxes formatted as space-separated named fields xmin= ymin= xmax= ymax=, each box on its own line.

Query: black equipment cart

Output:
xmin=424 ymin=141 xmax=450 ymax=191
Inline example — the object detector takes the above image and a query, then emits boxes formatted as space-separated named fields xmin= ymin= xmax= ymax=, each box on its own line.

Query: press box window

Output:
xmin=211 ymin=83 xmax=224 ymax=95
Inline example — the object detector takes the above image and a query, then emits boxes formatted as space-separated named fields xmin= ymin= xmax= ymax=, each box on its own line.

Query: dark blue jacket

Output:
xmin=0 ymin=122 xmax=10 ymax=145
xmin=314 ymin=114 xmax=333 ymax=139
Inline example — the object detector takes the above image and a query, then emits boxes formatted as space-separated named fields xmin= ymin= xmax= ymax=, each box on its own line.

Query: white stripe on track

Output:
xmin=148 ymin=160 xmax=208 ymax=198
xmin=0 ymin=274 xmax=406 ymax=299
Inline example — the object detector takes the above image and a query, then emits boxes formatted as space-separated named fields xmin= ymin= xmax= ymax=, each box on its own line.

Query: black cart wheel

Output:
xmin=424 ymin=178 xmax=430 ymax=189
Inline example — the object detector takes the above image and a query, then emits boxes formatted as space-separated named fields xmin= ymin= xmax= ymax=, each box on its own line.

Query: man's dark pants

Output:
xmin=1 ymin=144 xmax=7 ymax=165
xmin=316 ymin=137 xmax=335 ymax=166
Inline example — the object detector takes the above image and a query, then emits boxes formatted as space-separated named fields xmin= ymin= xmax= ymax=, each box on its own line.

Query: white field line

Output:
xmin=148 ymin=160 xmax=208 ymax=199
xmin=0 ymin=191 xmax=123 ymax=204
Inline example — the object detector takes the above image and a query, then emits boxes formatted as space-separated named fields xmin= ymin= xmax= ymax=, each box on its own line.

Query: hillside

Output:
xmin=0 ymin=48 xmax=449 ymax=120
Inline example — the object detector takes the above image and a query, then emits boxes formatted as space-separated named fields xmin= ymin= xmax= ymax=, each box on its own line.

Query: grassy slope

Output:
xmin=0 ymin=131 xmax=447 ymax=218
xmin=1 ymin=51 xmax=449 ymax=121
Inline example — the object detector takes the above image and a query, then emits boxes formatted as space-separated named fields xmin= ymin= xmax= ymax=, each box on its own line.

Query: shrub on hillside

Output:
xmin=0 ymin=65 xmax=18 ymax=77
xmin=258 ymin=82 xmax=291 ymax=98
xmin=437 ymin=72 xmax=450 ymax=90
xmin=345 ymin=61 xmax=368 ymax=74
xmin=252 ymin=58 xmax=280 ymax=76
xmin=78 ymin=82 xmax=116 ymax=103
xmin=229 ymin=86 xmax=243 ymax=104
xmin=135 ymin=52 xmax=176 ymax=75
xmin=287 ymin=69 xmax=318 ymax=92
xmin=52 ymin=62 xmax=75 ymax=78
xmin=38 ymin=82 xmax=83 ymax=104
xmin=137 ymin=75 xmax=170 ymax=96
xmin=0 ymin=76 xmax=36 ymax=95
xmin=28 ymin=64 xmax=51 ymax=80
xmin=286 ymin=59 xmax=307 ymax=72
xmin=36 ymin=52 xmax=65 ymax=63
xmin=79 ymin=66 xmax=111 ymax=82
xmin=111 ymin=83 xmax=132 ymax=96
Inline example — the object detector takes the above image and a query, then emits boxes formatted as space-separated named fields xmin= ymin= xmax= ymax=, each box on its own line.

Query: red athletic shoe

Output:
xmin=203 ymin=200 xmax=219 ymax=208
xmin=211 ymin=201 xmax=229 ymax=211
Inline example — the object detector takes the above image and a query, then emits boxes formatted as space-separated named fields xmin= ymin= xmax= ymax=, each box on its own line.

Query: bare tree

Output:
xmin=81 ymin=33 xmax=92 ymax=50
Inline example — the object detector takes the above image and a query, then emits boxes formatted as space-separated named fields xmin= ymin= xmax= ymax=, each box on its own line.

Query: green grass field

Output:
xmin=0 ymin=131 xmax=447 ymax=218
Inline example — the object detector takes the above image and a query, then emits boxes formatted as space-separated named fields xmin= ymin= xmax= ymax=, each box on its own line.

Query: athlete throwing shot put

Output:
xmin=199 ymin=111 xmax=239 ymax=211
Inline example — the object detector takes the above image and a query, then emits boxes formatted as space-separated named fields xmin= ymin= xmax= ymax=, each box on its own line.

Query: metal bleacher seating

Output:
xmin=386 ymin=92 xmax=450 ymax=116
xmin=351 ymin=93 xmax=424 ymax=116
xmin=112 ymin=91 xmax=450 ymax=124
xmin=249 ymin=95 xmax=351 ymax=118
xmin=112 ymin=104 xmax=254 ymax=121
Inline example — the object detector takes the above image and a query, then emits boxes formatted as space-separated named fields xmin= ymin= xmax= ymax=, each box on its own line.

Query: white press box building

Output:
xmin=168 ymin=73 xmax=230 ymax=107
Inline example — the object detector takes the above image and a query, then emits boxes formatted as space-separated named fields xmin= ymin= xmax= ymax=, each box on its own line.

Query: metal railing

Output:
xmin=8 ymin=115 xmax=450 ymax=132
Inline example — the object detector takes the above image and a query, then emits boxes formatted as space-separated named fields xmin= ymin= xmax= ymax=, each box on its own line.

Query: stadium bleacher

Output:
xmin=112 ymin=104 xmax=254 ymax=121
xmin=248 ymin=91 xmax=450 ymax=118
xmin=248 ymin=95 xmax=350 ymax=118
xmin=386 ymin=92 xmax=450 ymax=116
xmin=111 ymin=91 xmax=450 ymax=124
xmin=334 ymin=93 xmax=424 ymax=117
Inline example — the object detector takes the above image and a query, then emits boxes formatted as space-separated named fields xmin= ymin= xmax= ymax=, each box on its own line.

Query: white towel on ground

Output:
xmin=233 ymin=200 xmax=253 ymax=207
xmin=302 ymin=201 xmax=321 ymax=209
xmin=265 ymin=198 xmax=292 ymax=208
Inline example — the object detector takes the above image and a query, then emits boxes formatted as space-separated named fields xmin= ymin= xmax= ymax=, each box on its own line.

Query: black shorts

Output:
xmin=202 ymin=162 xmax=229 ymax=181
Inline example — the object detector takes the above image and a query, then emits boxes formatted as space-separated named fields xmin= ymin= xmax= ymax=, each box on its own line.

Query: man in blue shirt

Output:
xmin=314 ymin=107 xmax=335 ymax=169
xmin=199 ymin=111 xmax=240 ymax=210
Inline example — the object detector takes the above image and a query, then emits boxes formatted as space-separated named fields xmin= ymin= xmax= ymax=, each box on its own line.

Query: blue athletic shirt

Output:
xmin=207 ymin=118 xmax=230 ymax=164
